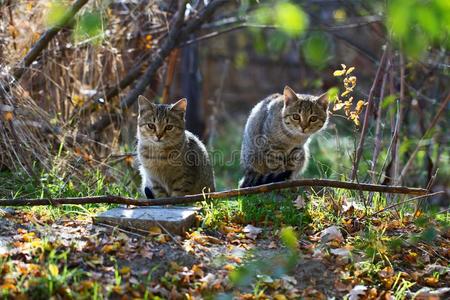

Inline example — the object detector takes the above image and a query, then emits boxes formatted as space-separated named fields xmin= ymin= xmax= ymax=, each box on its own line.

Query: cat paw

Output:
xmin=144 ymin=187 xmax=155 ymax=199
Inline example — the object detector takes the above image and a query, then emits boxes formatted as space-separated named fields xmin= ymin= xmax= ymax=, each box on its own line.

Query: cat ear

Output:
xmin=283 ymin=85 xmax=298 ymax=106
xmin=171 ymin=98 xmax=187 ymax=112
xmin=138 ymin=95 xmax=155 ymax=111
xmin=316 ymin=92 xmax=329 ymax=110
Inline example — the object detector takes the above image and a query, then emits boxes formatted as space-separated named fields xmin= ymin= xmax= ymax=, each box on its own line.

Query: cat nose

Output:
xmin=156 ymin=133 xmax=163 ymax=140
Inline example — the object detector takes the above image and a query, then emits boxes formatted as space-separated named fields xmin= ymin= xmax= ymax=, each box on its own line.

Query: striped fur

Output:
xmin=137 ymin=96 xmax=215 ymax=198
xmin=240 ymin=86 xmax=328 ymax=188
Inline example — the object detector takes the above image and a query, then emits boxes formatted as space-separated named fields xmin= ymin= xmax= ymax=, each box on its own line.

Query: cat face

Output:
xmin=281 ymin=86 xmax=329 ymax=135
xmin=137 ymin=95 xmax=186 ymax=145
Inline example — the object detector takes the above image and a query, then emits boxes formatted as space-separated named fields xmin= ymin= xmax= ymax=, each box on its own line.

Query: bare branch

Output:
xmin=350 ymin=46 xmax=389 ymax=180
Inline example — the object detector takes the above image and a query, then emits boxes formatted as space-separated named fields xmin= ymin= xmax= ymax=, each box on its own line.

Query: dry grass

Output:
xmin=0 ymin=0 xmax=171 ymax=180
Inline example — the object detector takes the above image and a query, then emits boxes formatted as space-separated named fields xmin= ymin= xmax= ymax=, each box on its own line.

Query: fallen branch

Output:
xmin=0 ymin=179 xmax=428 ymax=207
xmin=13 ymin=0 xmax=89 ymax=81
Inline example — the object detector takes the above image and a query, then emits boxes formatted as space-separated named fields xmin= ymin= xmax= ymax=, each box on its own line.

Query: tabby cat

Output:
xmin=137 ymin=95 xmax=215 ymax=198
xmin=240 ymin=86 xmax=329 ymax=188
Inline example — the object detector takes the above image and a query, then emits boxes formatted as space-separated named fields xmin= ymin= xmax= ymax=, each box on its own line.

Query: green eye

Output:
xmin=165 ymin=125 xmax=173 ymax=131
xmin=292 ymin=114 xmax=300 ymax=120
xmin=147 ymin=123 xmax=156 ymax=130
xmin=309 ymin=116 xmax=318 ymax=122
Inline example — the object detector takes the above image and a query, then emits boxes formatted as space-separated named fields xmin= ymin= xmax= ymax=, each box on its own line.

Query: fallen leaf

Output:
xmin=320 ymin=226 xmax=344 ymax=243
xmin=243 ymin=225 xmax=262 ymax=240
xmin=347 ymin=285 xmax=367 ymax=300
xmin=294 ymin=195 xmax=306 ymax=210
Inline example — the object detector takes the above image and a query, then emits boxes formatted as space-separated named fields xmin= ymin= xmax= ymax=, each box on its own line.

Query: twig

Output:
xmin=371 ymin=57 xmax=390 ymax=182
xmin=0 ymin=179 xmax=429 ymax=207
xmin=370 ymin=191 xmax=444 ymax=217
xmin=12 ymin=0 xmax=89 ymax=81
xmin=350 ymin=45 xmax=389 ymax=180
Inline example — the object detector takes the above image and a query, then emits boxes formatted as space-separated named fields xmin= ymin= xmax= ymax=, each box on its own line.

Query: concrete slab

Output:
xmin=93 ymin=206 xmax=198 ymax=236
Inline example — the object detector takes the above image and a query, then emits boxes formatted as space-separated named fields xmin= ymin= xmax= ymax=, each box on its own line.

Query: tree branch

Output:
xmin=0 ymin=179 xmax=428 ymax=207
xmin=350 ymin=46 xmax=388 ymax=180
xmin=13 ymin=0 xmax=89 ymax=81
xmin=87 ymin=0 xmax=228 ymax=133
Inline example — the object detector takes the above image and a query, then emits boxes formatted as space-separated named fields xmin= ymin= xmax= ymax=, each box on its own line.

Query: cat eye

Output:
xmin=309 ymin=116 xmax=318 ymax=122
xmin=165 ymin=125 xmax=174 ymax=131
xmin=292 ymin=114 xmax=300 ymax=120
xmin=147 ymin=123 xmax=156 ymax=130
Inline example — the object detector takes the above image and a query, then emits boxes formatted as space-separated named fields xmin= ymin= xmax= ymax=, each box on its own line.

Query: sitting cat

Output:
xmin=137 ymin=95 xmax=215 ymax=198
xmin=240 ymin=86 xmax=329 ymax=188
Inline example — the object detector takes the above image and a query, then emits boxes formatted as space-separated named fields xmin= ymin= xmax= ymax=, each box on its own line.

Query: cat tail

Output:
xmin=239 ymin=170 xmax=293 ymax=188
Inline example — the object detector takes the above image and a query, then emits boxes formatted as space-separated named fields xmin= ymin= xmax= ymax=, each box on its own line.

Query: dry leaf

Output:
xmin=320 ymin=226 xmax=344 ymax=243
xmin=347 ymin=285 xmax=367 ymax=300
xmin=294 ymin=195 xmax=306 ymax=210
xmin=148 ymin=226 xmax=162 ymax=235
xmin=243 ymin=224 xmax=262 ymax=240
xmin=346 ymin=66 xmax=355 ymax=75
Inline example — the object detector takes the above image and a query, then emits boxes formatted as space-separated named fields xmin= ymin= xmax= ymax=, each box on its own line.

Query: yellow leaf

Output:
xmin=333 ymin=70 xmax=346 ymax=76
xmin=4 ymin=111 xmax=13 ymax=121
xmin=345 ymin=66 xmax=355 ymax=75
xmin=119 ymin=266 xmax=130 ymax=275
xmin=274 ymin=294 xmax=287 ymax=300
xmin=112 ymin=285 xmax=123 ymax=294
xmin=341 ymin=63 xmax=347 ymax=69
xmin=72 ymin=95 xmax=84 ymax=107
xmin=333 ymin=102 xmax=346 ymax=111
xmin=423 ymin=276 xmax=439 ymax=287
xmin=49 ymin=264 xmax=59 ymax=277
xmin=22 ymin=232 xmax=36 ymax=242
xmin=148 ymin=226 xmax=162 ymax=235
xmin=355 ymin=100 xmax=367 ymax=114
xmin=0 ymin=283 xmax=16 ymax=292
xmin=223 ymin=264 xmax=235 ymax=271
xmin=341 ymin=90 xmax=351 ymax=97
xmin=101 ymin=242 xmax=119 ymax=254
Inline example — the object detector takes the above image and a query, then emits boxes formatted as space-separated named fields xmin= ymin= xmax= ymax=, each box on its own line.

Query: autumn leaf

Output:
xmin=333 ymin=102 xmax=346 ymax=111
xmin=223 ymin=264 xmax=235 ymax=271
xmin=423 ymin=276 xmax=439 ymax=287
xmin=294 ymin=195 xmax=306 ymax=209
xmin=3 ymin=111 xmax=13 ymax=121
xmin=333 ymin=69 xmax=346 ymax=76
xmin=345 ymin=66 xmax=355 ymax=75
xmin=341 ymin=90 xmax=351 ymax=97
xmin=148 ymin=226 xmax=162 ymax=235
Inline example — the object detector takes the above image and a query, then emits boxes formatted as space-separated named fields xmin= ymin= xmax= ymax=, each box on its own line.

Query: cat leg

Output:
xmin=239 ymin=169 xmax=265 ymax=188
xmin=151 ymin=183 xmax=169 ymax=198
xmin=170 ymin=174 xmax=195 ymax=196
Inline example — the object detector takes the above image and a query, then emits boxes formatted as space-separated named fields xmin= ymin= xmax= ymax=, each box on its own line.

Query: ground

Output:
xmin=0 ymin=190 xmax=449 ymax=299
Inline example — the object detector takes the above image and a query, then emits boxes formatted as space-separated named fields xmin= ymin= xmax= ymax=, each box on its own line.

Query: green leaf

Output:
xmin=275 ymin=2 xmax=308 ymax=37
xmin=387 ymin=0 xmax=412 ymax=38
xmin=416 ymin=6 xmax=440 ymax=38
xmin=381 ymin=95 xmax=397 ymax=109
xmin=302 ymin=33 xmax=331 ymax=68
xmin=327 ymin=87 xmax=340 ymax=103
xmin=46 ymin=1 xmax=69 ymax=27
xmin=280 ymin=226 xmax=298 ymax=251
